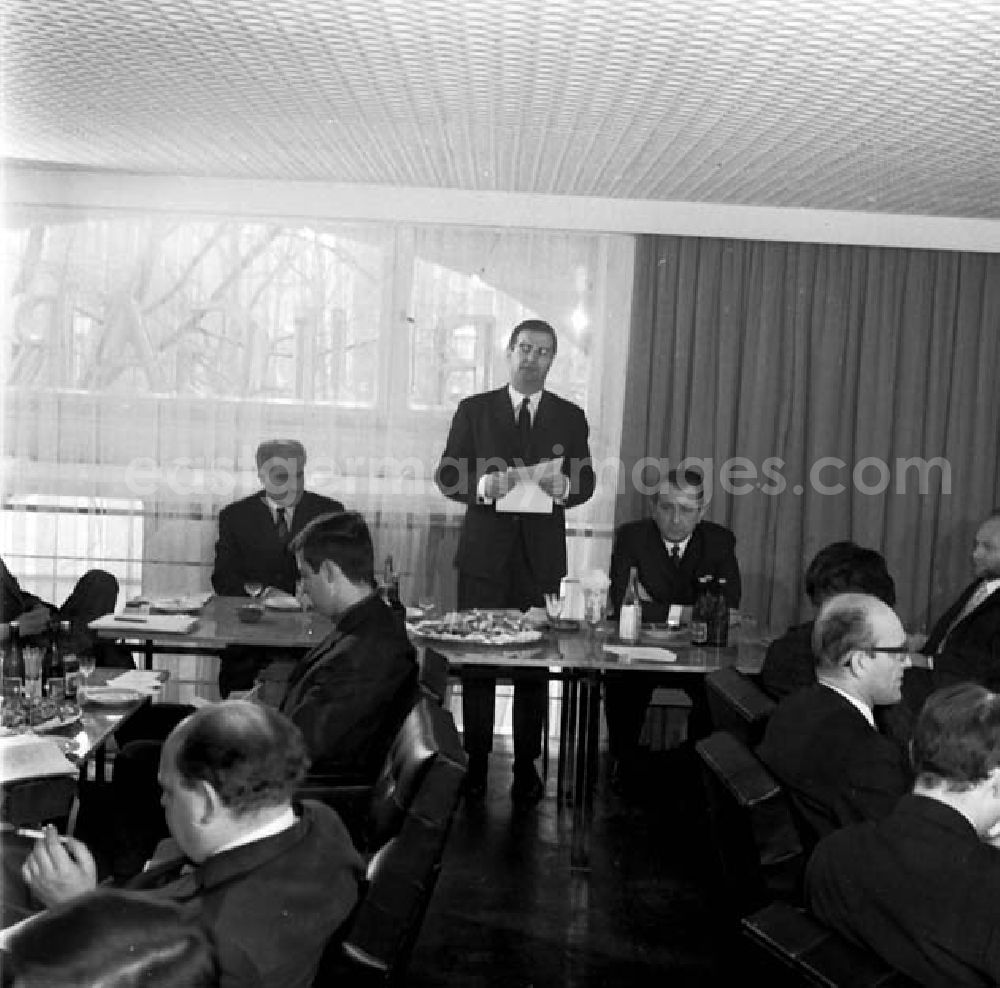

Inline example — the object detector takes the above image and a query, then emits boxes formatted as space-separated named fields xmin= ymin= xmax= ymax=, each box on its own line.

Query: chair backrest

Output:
xmin=705 ymin=667 xmax=776 ymax=749
xmin=742 ymin=901 xmax=920 ymax=987
xmin=417 ymin=646 xmax=450 ymax=706
xmin=695 ymin=730 xmax=804 ymax=916
xmin=313 ymin=698 xmax=467 ymax=986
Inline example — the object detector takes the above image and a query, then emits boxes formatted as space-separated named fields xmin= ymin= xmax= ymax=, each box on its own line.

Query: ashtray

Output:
xmin=238 ymin=604 xmax=264 ymax=624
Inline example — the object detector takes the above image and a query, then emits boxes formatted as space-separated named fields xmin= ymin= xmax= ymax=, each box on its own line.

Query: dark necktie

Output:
xmin=275 ymin=507 xmax=289 ymax=543
xmin=669 ymin=544 xmax=681 ymax=563
xmin=518 ymin=397 xmax=531 ymax=456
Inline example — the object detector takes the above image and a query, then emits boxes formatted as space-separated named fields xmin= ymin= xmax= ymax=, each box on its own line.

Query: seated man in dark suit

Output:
xmin=212 ymin=438 xmax=344 ymax=696
xmin=757 ymin=592 xmax=913 ymax=848
xmin=806 ymin=682 xmax=1000 ymax=987
xmin=760 ymin=541 xmax=896 ymax=701
xmin=272 ymin=510 xmax=419 ymax=783
xmin=907 ymin=509 xmax=1000 ymax=700
xmin=14 ymin=703 xmax=364 ymax=988
xmin=604 ymin=468 xmax=741 ymax=783
xmin=1 ymin=554 xmax=128 ymax=665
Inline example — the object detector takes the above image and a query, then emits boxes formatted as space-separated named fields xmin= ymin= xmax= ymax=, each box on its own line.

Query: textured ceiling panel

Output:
xmin=4 ymin=0 xmax=999 ymax=217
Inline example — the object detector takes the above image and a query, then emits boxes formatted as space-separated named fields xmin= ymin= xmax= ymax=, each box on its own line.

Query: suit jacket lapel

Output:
xmin=489 ymin=387 xmax=522 ymax=463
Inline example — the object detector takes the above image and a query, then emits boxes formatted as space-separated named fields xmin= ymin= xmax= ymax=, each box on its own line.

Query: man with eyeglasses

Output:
xmin=435 ymin=319 xmax=595 ymax=803
xmin=757 ymin=592 xmax=913 ymax=847
xmin=806 ymin=683 xmax=1000 ymax=986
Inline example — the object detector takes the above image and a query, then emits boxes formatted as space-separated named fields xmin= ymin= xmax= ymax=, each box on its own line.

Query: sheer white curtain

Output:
xmin=2 ymin=212 xmax=632 ymax=612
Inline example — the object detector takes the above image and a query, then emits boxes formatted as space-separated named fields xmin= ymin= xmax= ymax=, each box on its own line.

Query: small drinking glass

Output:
xmin=78 ymin=653 xmax=97 ymax=702
xmin=544 ymin=593 xmax=564 ymax=624
xmin=22 ymin=647 xmax=43 ymax=702
xmin=584 ymin=590 xmax=606 ymax=634
xmin=244 ymin=581 xmax=264 ymax=600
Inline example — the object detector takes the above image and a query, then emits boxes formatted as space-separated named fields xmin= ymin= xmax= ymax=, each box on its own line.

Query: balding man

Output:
xmin=756 ymin=593 xmax=913 ymax=846
xmin=19 ymin=703 xmax=363 ymax=988
xmin=212 ymin=439 xmax=344 ymax=695
xmin=920 ymin=509 xmax=1000 ymax=691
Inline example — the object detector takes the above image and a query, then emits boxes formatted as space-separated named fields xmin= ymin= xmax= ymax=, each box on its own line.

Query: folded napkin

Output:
xmin=105 ymin=670 xmax=164 ymax=696
xmin=604 ymin=645 xmax=677 ymax=664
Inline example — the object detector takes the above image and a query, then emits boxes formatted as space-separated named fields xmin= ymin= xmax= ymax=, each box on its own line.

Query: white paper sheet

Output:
xmin=603 ymin=645 xmax=678 ymax=664
xmin=495 ymin=457 xmax=563 ymax=514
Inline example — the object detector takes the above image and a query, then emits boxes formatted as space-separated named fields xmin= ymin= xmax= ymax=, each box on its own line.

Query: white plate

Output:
xmin=264 ymin=594 xmax=302 ymax=611
xmin=81 ymin=687 xmax=143 ymax=706
xmin=149 ymin=595 xmax=207 ymax=614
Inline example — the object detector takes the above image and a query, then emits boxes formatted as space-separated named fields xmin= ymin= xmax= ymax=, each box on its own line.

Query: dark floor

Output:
xmin=407 ymin=741 xmax=766 ymax=987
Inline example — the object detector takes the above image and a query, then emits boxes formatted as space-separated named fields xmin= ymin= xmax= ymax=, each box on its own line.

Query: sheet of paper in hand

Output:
xmin=495 ymin=457 xmax=564 ymax=514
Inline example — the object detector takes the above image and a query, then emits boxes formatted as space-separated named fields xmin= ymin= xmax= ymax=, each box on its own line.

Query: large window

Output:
xmin=3 ymin=215 xmax=633 ymax=605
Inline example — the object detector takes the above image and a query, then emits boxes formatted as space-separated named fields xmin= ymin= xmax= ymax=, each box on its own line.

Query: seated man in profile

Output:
xmin=16 ymin=703 xmax=364 ymax=988
xmin=212 ymin=439 xmax=344 ymax=696
xmin=760 ymin=540 xmax=897 ymax=701
xmin=806 ymin=683 xmax=1000 ymax=987
xmin=604 ymin=468 xmax=741 ymax=784
xmin=910 ymin=508 xmax=1000 ymax=694
xmin=271 ymin=510 xmax=419 ymax=783
xmin=757 ymin=592 xmax=913 ymax=847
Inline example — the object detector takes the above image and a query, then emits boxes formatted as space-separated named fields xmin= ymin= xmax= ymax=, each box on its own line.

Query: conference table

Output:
xmin=94 ymin=596 xmax=333 ymax=670
xmin=415 ymin=620 xmax=769 ymax=869
xmin=94 ymin=597 xmax=768 ymax=869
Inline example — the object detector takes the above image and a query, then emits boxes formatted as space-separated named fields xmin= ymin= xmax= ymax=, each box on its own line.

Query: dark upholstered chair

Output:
xmin=741 ymin=900 xmax=920 ymax=987
xmin=705 ymin=667 xmax=776 ymax=749
xmin=313 ymin=696 xmax=467 ymax=986
xmin=417 ymin=646 xmax=450 ymax=707
xmin=695 ymin=730 xmax=804 ymax=916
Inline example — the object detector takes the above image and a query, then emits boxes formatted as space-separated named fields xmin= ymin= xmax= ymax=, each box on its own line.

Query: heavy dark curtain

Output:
xmin=618 ymin=235 xmax=1000 ymax=633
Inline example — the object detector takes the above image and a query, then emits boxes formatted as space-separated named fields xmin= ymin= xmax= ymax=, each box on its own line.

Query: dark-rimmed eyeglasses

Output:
xmin=867 ymin=645 xmax=913 ymax=658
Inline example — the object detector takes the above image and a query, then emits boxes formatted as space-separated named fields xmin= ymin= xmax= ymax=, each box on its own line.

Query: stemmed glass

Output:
xmin=418 ymin=594 xmax=436 ymax=619
xmin=544 ymin=593 xmax=564 ymax=627
xmin=77 ymin=653 xmax=96 ymax=702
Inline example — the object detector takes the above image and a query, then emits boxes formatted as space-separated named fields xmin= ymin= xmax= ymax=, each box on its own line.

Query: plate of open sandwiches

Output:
xmin=407 ymin=610 xmax=544 ymax=646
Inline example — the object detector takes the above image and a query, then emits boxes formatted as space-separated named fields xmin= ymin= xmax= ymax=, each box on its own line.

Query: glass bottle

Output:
xmin=707 ymin=577 xmax=730 ymax=647
xmin=618 ymin=566 xmax=641 ymax=644
xmin=2 ymin=621 xmax=25 ymax=700
xmin=383 ymin=555 xmax=404 ymax=616
xmin=690 ymin=575 xmax=713 ymax=646
xmin=61 ymin=621 xmax=80 ymax=701
xmin=44 ymin=618 xmax=68 ymax=700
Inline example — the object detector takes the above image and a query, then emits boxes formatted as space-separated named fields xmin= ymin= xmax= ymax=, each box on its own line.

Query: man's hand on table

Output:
xmin=21 ymin=825 xmax=98 ymax=907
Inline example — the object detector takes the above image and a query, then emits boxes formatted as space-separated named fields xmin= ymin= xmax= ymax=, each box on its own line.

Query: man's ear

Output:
xmin=845 ymin=648 xmax=868 ymax=678
xmin=319 ymin=558 xmax=343 ymax=585
xmin=195 ymin=780 xmax=223 ymax=826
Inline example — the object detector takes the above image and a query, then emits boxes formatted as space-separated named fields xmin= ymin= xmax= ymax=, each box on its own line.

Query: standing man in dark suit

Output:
xmin=757 ymin=593 xmax=913 ymax=848
xmin=604 ymin=468 xmax=741 ymax=783
xmin=806 ymin=682 xmax=1000 ymax=987
xmin=434 ymin=319 xmax=595 ymax=802
xmin=212 ymin=439 xmax=344 ymax=696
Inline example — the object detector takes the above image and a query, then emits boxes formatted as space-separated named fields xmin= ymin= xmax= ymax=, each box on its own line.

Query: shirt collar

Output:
xmin=262 ymin=495 xmax=294 ymax=521
xmin=212 ymin=807 xmax=297 ymax=857
xmin=662 ymin=534 xmax=693 ymax=556
xmin=980 ymin=577 xmax=1000 ymax=597
xmin=818 ymin=680 xmax=876 ymax=728
xmin=508 ymin=384 xmax=543 ymax=416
